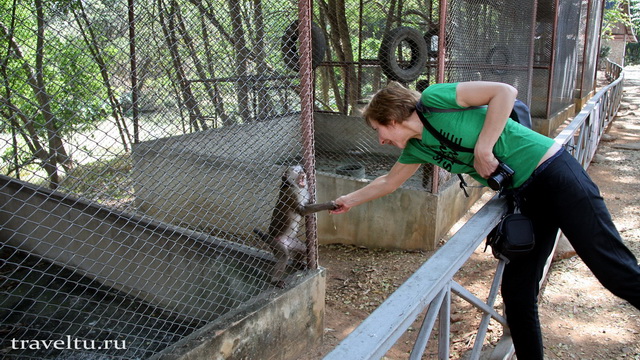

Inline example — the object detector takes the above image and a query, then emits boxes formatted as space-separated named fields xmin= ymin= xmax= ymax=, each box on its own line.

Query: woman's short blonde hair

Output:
xmin=361 ymin=82 xmax=421 ymax=127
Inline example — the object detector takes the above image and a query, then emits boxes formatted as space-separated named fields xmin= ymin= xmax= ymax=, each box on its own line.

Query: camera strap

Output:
xmin=416 ymin=102 xmax=479 ymax=197
xmin=415 ymin=102 xmax=476 ymax=154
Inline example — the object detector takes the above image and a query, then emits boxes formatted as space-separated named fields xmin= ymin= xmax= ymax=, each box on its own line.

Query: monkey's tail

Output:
xmin=253 ymin=228 xmax=270 ymax=243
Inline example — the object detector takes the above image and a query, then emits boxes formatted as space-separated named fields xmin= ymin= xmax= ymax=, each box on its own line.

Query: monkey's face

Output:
xmin=284 ymin=165 xmax=307 ymax=188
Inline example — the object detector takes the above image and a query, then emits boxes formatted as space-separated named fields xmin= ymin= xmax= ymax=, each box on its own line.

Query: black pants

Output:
xmin=501 ymin=150 xmax=640 ymax=360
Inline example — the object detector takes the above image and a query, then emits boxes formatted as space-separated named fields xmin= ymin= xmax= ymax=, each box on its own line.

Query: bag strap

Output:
xmin=415 ymin=101 xmax=478 ymax=197
xmin=415 ymin=101 xmax=475 ymax=153
xmin=424 ymin=105 xmax=487 ymax=113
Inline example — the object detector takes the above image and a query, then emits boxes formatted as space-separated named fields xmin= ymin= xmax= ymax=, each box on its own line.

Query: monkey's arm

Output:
xmin=298 ymin=201 xmax=338 ymax=216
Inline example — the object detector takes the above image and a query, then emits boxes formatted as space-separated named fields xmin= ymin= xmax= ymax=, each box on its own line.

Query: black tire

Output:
xmin=378 ymin=26 xmax=429 ymax=83
xmin=282 ymin=20 xmax=327 ymax=72
xmin=486 ymin=45 xmax=510 ymax=75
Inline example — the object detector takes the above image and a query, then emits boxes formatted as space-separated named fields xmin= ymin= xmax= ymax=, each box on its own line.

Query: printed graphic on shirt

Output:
xmin=433 ymin=144 xmax=458 ymax=171
xmin=430 ymin=130 xmax=467 ymax=171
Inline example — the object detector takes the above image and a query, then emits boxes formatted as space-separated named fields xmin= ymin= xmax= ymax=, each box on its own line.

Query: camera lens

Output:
xmin=488 ymin=173 xmax=505 ymax=191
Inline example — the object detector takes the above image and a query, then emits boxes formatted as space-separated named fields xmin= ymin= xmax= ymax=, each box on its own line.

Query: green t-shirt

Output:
xmin=398 ymin=83 xmax=556 ymax=189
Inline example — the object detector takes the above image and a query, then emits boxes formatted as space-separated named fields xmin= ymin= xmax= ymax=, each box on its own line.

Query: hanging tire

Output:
xmin=282 ymin=20 xmax=327 ymax=72
xmin=378 ymin=26 xmax=429 ymax=83
xmin=486 ymin=45 xmax=510 ymax=75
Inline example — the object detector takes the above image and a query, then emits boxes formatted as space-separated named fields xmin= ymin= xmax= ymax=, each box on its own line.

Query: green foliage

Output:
xmin=625 ymin=42 xmax=640 ymax=64
xmin=624 ymin=0 xmax=640 ymax=64
xmin=602 ymin=0 xmax=633 ymax=40
xmin=630 ymin=0 xmax=640 ymax=33
xmin=1 ymin=2 xmax=107 ymax=131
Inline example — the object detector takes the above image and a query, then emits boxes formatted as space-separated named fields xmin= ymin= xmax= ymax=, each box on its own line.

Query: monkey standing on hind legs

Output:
xmin=253 ymin=165 xmax=337 ymax=288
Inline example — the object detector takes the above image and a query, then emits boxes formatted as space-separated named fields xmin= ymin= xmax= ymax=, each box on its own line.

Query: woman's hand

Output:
xmin=474 ymin=148 xmax=500 ymax=178
xmin=329 ymin=196 xmax=351 ymax=214
xmin=328 ymin=162 xmax=421 ymax=215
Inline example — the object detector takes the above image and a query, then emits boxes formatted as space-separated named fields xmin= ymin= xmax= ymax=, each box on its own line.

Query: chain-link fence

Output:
xmin=1 ymin=0 xmax=604 ymax=358
xmin=577 ymin=0 xmax=604 ymax=99
xmin=312 ymin=0 xmax=443 ymax=190
xmin=1 ymin=1 xmax=315 ymax=358
xmin=311 ymin=0 xmax=603 ymax=189
xmin=531 ymin=0 xmax=604 ymax=119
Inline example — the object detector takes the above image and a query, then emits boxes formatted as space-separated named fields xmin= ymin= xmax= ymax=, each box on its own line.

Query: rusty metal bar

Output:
xmin=431 ymin=0 xmax=449 ymax=194
xmin=127 ymin=0 xmax=139 ymax=144
xmin=526 ymin=0 xmax=539 ymax=106
xmin=298 ymin=0 xmax=319 ymax=270
xmin=546 ymin=0 xmax=560 ymax=118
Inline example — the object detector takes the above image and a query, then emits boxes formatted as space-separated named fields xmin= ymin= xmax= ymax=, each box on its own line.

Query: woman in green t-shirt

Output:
xmin=330 ymin=81 xmax=640 ymax=360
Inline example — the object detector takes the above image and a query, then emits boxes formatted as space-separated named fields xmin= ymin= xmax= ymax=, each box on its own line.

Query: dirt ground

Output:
xmin=305 ymin=67 xmax=640 ymax=360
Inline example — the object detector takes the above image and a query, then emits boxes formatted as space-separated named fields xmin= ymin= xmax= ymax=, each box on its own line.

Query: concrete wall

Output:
xmin=131 ymin=114 xmax=303 ymax=235
xmin=532 ymin=103 xmax=575 ymax=137
xmin=314 ymin=113 xmax=486 ymax=250
xmin=132 ymin=112 xmax=486 ymax=251
xmin=153 ymin=269 xmax=326 ymax=360
xmin=314 ymin=112 xmax=400 ymax=157
xmin=316 ymin=174 xmax=485 ymax=250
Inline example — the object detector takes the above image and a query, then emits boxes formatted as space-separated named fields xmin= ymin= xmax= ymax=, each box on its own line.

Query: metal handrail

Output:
xmin=323 ymin=60 xmax=625 ymax=360
xmin=557 ymin=60 xmax=624 ymax=168
xmin=323 ymin=196 xmax=508 ymax=360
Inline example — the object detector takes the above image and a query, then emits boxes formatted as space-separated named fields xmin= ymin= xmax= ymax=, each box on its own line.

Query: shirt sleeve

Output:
xmin=421 ymin=83 xmax=463 ymax=109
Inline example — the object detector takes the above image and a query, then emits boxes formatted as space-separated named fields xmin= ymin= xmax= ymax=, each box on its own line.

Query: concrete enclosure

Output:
xmin=0 ymin=174 xmax=325 ymax=359
xmin=132 ymin=112 xmax=484 ymax=251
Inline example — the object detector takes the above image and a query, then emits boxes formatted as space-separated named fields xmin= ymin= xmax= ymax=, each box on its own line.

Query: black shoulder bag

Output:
xmin=415 ymin=100 xmax=535 ymax=263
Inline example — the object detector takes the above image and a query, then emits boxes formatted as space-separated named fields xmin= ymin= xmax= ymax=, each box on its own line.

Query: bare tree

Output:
xmin=0 ymin=1 xmax=73 ymax=189
xmin=317 ymin=0 xmax=359 ymax=115
xmin=72 ymin=0 xmax=132 ymax=151
xmin=157 ymin=0 xmax=207 ymax=132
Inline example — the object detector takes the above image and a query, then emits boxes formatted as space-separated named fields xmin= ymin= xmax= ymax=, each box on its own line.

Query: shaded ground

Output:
xmin=306 ymin=67 xmax=640 ymax=359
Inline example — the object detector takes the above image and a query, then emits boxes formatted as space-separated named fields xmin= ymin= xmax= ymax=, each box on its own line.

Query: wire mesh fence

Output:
xmin=0 ymin=0 xmax=604 ymax=358
xmin=312 ymin=0 xmax=444 ymax=190
xmin=1 ymin=1 xmax=312 ymax=358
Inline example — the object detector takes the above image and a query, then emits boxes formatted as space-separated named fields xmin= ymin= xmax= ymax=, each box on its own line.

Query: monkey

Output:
xmin=253 ymin=165 xmax=337 ymax=287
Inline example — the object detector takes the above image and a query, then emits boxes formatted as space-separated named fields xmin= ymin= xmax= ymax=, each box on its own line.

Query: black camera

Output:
xmin=488 ymin=162 xmax=515 ymax=191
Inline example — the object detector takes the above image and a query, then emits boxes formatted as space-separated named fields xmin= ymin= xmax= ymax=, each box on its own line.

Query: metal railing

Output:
xmin=558 ymin=60 xmax=625 ymax=169
xmin=323 ymin=61 xmax=625 ymax=360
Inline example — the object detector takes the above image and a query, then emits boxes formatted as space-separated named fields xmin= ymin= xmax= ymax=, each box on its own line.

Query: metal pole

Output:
xmin=431 ymin=0 xmax=449 ymax=194
xmin=298 ymin=0 xmax=318 ymax=270
xmin=128 ymin=0 xmax=139 ymax=144
xmin=545 ymin=0 xmax=560 ymax=118
xmin=527 ymin=0 xmax=539 ymax=106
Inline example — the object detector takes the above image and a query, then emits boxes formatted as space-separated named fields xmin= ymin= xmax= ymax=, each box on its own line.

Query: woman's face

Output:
xmin=370 ymin=119 xmax=411 ymax=149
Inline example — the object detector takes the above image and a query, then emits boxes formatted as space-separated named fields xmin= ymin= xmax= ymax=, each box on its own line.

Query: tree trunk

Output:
xmin=175 ymin=7 xmax=221 ymax=128
xmin=227 ymin=0 xmax=252 ymax=123
xmin=318 ymin=0 xmax=359 ymax=114
xmin=199 ymin=13 xmax=231 ymax=127
xmin=158 ymin=0 xmax=206 ymax=132
xmin=73 ymin=1 xmax=131 ymax=151
xmin=1 ymin=10 xmax=72 ymax=188
xmin=250 ymin=0 xmax=275 ymax=120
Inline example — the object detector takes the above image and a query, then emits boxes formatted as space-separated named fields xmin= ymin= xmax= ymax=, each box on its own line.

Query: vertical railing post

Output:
xmin=298 ymin=0 xmax=319 ymax=270
xmin=127 ymin=0 xmax=139 ymax=144
xmin=410 ymin=287 xmax=448 ymax=360
xmin=437 ymin=284 xmax=451 ymax=360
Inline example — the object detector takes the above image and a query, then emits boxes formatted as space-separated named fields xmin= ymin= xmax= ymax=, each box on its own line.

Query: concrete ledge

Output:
xmin=151 ymin=268 xmax=326 ymax=360
xmin=533 ymin=103 xmax=575 ymax=137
